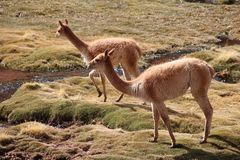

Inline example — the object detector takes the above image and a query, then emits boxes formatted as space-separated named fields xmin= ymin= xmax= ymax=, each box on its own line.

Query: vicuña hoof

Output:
xmin=170 ymin=143 xmax=176 ymax=148
xmin=98 ymin=91 xmax=102 ymax=97
xmin=149 ymin=138 xmax=158 ymax=143
xmin=104 ymin=97 xmax=107 ymax=102
xmin=200 ymin=139 xmax=207 ymax=144
xmin=115 ymin=99 xmax=121 ymax=102
xmin=116 ymin=94 xmax=124 ymax=102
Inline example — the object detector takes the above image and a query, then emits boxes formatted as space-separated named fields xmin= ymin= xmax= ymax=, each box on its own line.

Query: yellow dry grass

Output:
xmin=0 ymin=132 xmax=14 ymax=145
xmin=19 ymin=122 xmax=58 ymax=140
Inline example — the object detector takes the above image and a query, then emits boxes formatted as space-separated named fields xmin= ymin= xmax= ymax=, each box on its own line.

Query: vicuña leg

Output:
xmin=149 ymin=103 xmax=160 ymax=142
xmin=156 ymin=102 xmax=176 ymax=148
xmin=190 ymin=65 xmax=213 ymax=143
xmin=89 ymin=69 xmax=102 ymax=97
xmin=194 ymin=95 xmax=213 ymax=144
xmin=99 ymin=73 xmax=107 ymax=102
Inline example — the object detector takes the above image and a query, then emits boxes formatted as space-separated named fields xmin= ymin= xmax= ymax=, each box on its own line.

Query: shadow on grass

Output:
xmin=172 ymin=144 xmax=239 ymax=160
xmin=209 ymin=134 xmax=240 ymax=151
xmin=209 ymin=142 xmax=240 ymax=155
xmin=114 ymin=103 xmax=151 ymax=112
xmin=114 ymin=103 xmax=201 ymax=119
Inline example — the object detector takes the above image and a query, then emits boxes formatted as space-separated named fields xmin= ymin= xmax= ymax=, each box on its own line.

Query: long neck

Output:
xmin=103 ymin=59 xmax=134 ymax=96
xmin=64 ymin=27 xmax=92 ymax=60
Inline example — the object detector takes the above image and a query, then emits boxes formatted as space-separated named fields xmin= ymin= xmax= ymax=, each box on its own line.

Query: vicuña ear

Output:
xmin=107 ymin=49 xmax=115 ymax=57
xmin=104 ymin=49 xmax=109 ymax=58
xmin=65 ymin=19 xmax=68 ymax=25
xmin=59 ymin=21 xmax=64 ymax=27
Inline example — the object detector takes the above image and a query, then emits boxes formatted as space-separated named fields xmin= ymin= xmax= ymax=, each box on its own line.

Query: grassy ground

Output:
xmin=1 ymin=0 xmax=240 ymax=71
xmin=0 ymin=77 xmax=240 ymax=159
xmin=0 ymin=28 xmax=84 ymax=71
xmin=1 ymin=0 xmax=240 ymax=159
xmin=188 ymin=45 xmax=240 ymax=83
xmin=1 ymin=123 xmax=239 ymax=160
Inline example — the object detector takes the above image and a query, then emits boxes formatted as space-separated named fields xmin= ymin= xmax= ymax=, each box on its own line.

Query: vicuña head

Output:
xmin=88 ymin=49 xmax=115 ymax=72
xmin=56 ymin=19 xmax=69 ymax=37
xmin=89 ymin=49 xmax=214 ymax=148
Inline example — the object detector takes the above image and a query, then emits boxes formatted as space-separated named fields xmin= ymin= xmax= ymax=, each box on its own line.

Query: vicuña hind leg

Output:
xmin=89 ymin=70 xmax=102 ymax=97
xmin=156 ymin=102 xmax=176 ymax=148
xmin=190 ymin=65 xmax=213 ymax=143
xmin=194 ymin=95 xmax=213 ymax=143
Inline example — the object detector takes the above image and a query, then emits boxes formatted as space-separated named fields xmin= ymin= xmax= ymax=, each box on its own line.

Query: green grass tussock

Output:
xmin=188 ymin=46 xmax=240 ymax=83
xmin=2 ymin=45 xmax=84 ymax=72
xmin=102 ymin=108 xmax=153 ymax=131
xmin=0 ymin=29 xmax=84 ymax=71
xmin=171 ymin=117 xmax=203 ymax=134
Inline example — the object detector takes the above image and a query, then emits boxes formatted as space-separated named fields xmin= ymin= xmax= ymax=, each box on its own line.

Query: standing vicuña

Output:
xmin=88 ymin=50 xmax=214 ymax=148
xmin=56 ymin=20 xmax=141 ymax=102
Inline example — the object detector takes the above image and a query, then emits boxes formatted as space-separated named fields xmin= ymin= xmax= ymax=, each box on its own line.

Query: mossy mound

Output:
xmin=0 ymin=77 xmax=212 ymax=134
xmin=188 ymin=46 xmax=240 ymax=83
xmin=0 ymin=29 xmax=84 ymax=72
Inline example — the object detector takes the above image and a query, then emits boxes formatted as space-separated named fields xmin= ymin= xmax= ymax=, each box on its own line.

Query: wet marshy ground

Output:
xmin=0 ymin=66 xmax=90 ymax=102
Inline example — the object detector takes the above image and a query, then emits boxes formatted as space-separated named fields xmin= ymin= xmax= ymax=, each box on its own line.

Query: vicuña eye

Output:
xmin=95 ymin=59 xmax=100 ymax=62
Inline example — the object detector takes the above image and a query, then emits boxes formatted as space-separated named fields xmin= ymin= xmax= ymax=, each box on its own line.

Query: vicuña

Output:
xmin=56 ymin=19 xmax=141 ymax=102
xmin=88 ymin=50 xmax=214 ymax=148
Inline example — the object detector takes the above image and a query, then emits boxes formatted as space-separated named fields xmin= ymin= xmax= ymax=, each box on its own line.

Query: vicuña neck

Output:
xmin=64 ymin=27 xmax=92 ymax=60
xmin=104 ymin=59 xmax=133 ymax=96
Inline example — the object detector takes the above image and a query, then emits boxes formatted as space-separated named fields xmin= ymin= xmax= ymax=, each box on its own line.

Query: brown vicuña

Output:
xmin=56 ymin=20 xmax=141 ymax=102
xmin=88 ymin=50 xmax=215 ymax=148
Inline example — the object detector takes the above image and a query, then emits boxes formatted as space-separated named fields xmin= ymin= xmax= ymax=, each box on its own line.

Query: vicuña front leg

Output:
xmin=149 ymin=103 xmax=160 ymax=143
xmin=100 ymin=73 xmax=107 ymax=102
xmin=157 ymin=102 xmax=176 ymax=148
xmin=89 ymin=70 xmax=102 ymax=97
